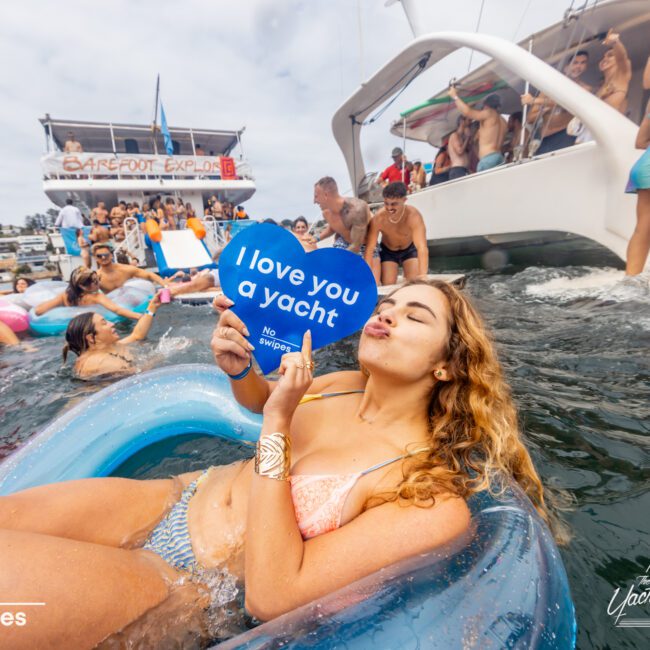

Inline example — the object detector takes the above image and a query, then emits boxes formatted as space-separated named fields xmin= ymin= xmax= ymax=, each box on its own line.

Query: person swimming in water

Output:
xmin=62 ymin=291 xmax=165 ymax=379
xmin=0 ymin=280 xmax=553 ymax=648
xmin=33 ymin=267 xmax=144 ymax=321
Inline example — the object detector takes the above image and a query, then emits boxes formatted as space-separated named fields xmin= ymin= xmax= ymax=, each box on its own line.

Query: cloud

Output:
xmin=0 ymin=0 xmax=569 ymax=225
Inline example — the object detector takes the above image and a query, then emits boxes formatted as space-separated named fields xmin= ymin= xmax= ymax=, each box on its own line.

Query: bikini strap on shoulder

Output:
xmin=360 ymin=447 xmax=430 ymax=476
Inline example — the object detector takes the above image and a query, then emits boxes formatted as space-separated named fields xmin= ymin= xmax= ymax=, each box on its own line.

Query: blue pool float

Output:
xmin=25 ymin=279 xmax=155 ymax=336
xmin=0 ymin=364 xmax=576 ymax=649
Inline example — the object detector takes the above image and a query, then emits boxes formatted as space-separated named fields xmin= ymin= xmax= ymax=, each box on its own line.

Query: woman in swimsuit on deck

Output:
xmin=596 ymin=30 xmax=632 ymax=114
xmin=0 ymin=279 xmax=552 ymax=648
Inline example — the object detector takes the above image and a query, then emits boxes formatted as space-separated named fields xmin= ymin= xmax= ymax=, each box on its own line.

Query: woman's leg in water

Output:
xmin=0 ymin=472 xmax=201 ymax=548
xmin=0 ymin=528 xmax=198 ymax=650
xmin=626 ymin=189 xmax=650 ymax=275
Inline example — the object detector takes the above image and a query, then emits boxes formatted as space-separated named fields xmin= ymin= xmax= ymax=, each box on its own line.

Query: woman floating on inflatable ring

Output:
xmin=34 ymin=267 xmax=143 ymax=321
xmin=0 ymin=279 xmax=556 ymax=648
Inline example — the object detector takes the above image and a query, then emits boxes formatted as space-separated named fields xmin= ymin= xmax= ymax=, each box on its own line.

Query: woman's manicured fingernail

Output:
xmin=248 ymin=342 xmax=255 ymax=351
xmin=226 ymin=298 xmax=234 ymax=306
xmin=243 ymin=327 xmax=250 ymax=336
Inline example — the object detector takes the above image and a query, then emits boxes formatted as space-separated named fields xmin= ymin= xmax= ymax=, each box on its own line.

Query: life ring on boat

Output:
xmin=0 ymin=298 xmax=29 ymax=333
xmin=26 ymin=279 xmax=155 ymax=336
xmin=0 ymin=363 xmax=576 ymax=648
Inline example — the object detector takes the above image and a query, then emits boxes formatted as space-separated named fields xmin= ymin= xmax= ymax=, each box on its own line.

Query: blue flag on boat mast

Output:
xmin=160 ymin=103 xmax=174 ymax=156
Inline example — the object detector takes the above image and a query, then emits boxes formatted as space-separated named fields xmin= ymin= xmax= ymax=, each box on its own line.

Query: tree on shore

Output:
xmin=23 ymin=208 xmax=58 ymax=232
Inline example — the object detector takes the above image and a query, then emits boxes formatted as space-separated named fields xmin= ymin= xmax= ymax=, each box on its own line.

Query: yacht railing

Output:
xmin=113 ymin=217 xmax=145 ymax=266
xmin=203 ymin=216 xmax=228 ymax=256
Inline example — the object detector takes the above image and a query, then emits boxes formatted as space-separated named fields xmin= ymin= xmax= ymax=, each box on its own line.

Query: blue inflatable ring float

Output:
xmin=0 ymin=364 xmax=576 ymax=648
xmin=26 ymin=279 xmax=155 ymax=336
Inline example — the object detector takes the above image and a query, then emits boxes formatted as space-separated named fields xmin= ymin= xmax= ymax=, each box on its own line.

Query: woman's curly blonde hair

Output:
xmin=368 ymin=279 xmax=552 ymax=530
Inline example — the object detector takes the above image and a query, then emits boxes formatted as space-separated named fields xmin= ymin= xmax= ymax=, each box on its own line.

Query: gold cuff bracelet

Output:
xmin=255 ymin=432 xmax=291 ymax=481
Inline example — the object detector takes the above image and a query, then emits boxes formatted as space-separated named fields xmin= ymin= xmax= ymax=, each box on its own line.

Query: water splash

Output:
xmin=500 ymin=267 xmax=650 ymax=304
xmin=156 ymin=328 xmax=193 ymax=356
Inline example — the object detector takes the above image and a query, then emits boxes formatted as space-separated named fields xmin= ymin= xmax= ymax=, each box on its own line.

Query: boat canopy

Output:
xmin=39 ymin=116 xmax=243 ymax=156
xmin=391 ymin=0 xmax=650 ymax=146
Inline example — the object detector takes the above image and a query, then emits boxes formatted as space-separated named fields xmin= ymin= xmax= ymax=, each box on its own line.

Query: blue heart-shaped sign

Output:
xmin=219 ymin=223 xmax=377 ymax=374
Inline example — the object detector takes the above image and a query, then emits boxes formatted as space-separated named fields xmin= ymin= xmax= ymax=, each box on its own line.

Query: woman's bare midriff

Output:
xmin=186 ymin=459 xmax=254 ymax=578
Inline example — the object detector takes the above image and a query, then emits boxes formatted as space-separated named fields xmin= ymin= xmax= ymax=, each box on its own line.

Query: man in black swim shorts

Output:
xmin=364 ymin=182 xmax=429 ymax=286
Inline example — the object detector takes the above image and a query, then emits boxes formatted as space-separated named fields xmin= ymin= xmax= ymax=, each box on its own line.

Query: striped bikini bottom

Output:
xmin=142 ymin=469 xmax=210 ymax=572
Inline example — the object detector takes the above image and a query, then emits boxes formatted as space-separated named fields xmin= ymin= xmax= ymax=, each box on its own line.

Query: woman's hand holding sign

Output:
xmin=211 ymin=300 xmax=255 ymax=377
xmin=262 ymin=330 xmax=313 ymax=426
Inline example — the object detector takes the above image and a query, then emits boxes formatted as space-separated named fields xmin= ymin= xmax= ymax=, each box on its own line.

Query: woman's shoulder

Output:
xmin=310 ymin=370 xmax=366 ymax=394
xmin=75 ymin=350 xmax=131 ymax=379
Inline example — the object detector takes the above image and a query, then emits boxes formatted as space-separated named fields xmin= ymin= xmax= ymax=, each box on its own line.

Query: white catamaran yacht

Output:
xmin=334 ymin=0 xmax=649 ymax=266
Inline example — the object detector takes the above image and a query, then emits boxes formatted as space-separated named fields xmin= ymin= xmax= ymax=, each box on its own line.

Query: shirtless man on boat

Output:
xmin=90 ymin=201 xmax=110 ymax=226
xmin=448 ymin=88 xmax=507 ymax=172
xmin=448 ymin=116 xmax=471 ymax=179
xmin=92 ymin=243 xmax=167 ymax=292
xmin=364 ymin=182 xmax=429 ymax=285
xmin=521 ymin=50 xmax=592 ymax=155
xmin=313 ymin=176 xmax=380 ymax=282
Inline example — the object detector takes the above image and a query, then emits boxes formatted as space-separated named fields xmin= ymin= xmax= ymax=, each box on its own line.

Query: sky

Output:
xmin=0 ymin=0 xmax=571 ymax=226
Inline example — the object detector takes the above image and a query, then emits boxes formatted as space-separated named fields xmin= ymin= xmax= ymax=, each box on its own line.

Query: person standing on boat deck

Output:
xmin=364 ymin=182 xmax=429 ymax=286
xmin=63 ymin=131 xmax=83 ymax=153
xmin=410 ymin=160 xmax=427 ymax=191
xmin=175 ymin=198 xmax=187 ymax=229
xmin=448 ymin=116 xmax=471 ymax=179
xmin=448 ymin=89 xmax=507 ymax=172
xmin=77 ymin=229 xmax=91 ymax=269
xmin=429 ymin=144 xmax=451 ymax=185
xmin=313 ymin=176 xmax=381 ymax=282
xmin=502 ymin=112 xmax=527 ymax=163
xmin=55 ymin=198 xmax=85 ymax=229
xmin=92 ymin=243 xmax=167 ymax=292
xmin=91 ymin=201 xmax=110 ymax=226
xmin=380 ymin=147 xmax=411 ymax=187
xmin=623 ymin=59 xmax=650 ymax=276
xmin=521 ymin=50 xmax=592 ymax=155
xmin=209 ymin=195 xmax=224 ymax=219
xmin=162 ymin=198 xmax=177 ymax=230
xmin=89 ymin=220 xmax=111 ymax=244
xmin=595 ymin=30 xmax=632 ymax=115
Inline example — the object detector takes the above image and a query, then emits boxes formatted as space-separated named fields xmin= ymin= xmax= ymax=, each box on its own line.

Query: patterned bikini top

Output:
xmin=290 ymin=455 xmax=407 ymax=540
xmin=291 ymin=390 xmax=425 ymax=540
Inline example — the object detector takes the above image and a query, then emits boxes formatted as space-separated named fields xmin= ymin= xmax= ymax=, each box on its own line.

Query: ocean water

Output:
xmin=1 ymin=263 xmax=649 ymax=649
